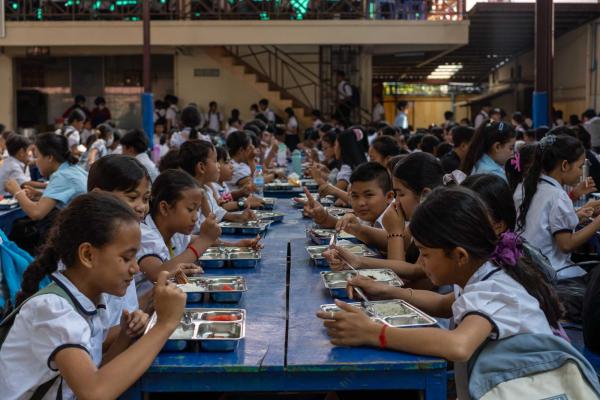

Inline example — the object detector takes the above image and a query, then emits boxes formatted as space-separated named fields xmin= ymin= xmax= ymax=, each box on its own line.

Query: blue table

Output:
xmin=287 ymin=238 xmax=447 ymax=399
xmin=122 ymin=199 xmax=447 ymax=398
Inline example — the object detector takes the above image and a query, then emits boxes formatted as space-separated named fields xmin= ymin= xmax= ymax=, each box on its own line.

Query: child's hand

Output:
xmin=241 ymin=208 xmax=257 ymax=222
xmin=153 ymin=271 xmax=186 ymax=330
xmin=303 ymin=187 xmax=329 ymax=226
xmin=235 ymin=235 xmax=263 ymax=250
xmin=173 ymin=263 xmax=203 ymax=276
xmin=381 ymin=201 xmax=406 ymax=234
xmin=322 ymin=248 xmax=346 ymax=271
xmin=334 ymin=198 xmax=348 ymax=208
xmin=328 ymin=244 xmax=361 ymax=270
xmin=346 ymin=275 xmax=392 ymax=300
xmin=335 ymin=213 xmax=360 ymax=233
xmin=572 ymin=178 xmax=597 ymax=199
xmin=246 ymin=194 xmax=265 ymax=209
xmin=577 ymin=207 xmax=594 ymax=223
xmin=316 ymin=300 xmax=379 ymax=347
xmin=5 ymin=180 xmax=20 ymax=196
xmin=198 ymin=213 xmax=222 ymax=243
xmin=120 ymin=309 xmax=150 ymax=339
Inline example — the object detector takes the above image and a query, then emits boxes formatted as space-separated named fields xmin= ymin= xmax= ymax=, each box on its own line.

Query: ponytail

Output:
xmin=461 ymin=121 xmax=515 ymax=174
xmin=517 ymin=134 xmax=584 ymax=231
xmin=35 ymin=133 xmax=79 ymax=165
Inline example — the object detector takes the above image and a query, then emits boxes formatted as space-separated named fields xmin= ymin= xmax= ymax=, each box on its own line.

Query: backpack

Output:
xmin=344 ymin=82 xmax=361 ymax=108
xmin=0 ymin=282 xmax=76 ymax=400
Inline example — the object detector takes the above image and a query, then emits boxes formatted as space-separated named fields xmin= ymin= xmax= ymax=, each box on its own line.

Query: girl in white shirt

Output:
xmin=333 ymin=129 xmax=367 ymax=191
xmin=63 ymin=109 xmax=86 ymax=157
xmin=136 ymin=169 xmax=221 ymax=296
xmin=225 ymin=130 xmax=256 ymax=191
xmin=0 ymin=192 xmax=186 ymax=400
xmin=284 ymin=107 xmax=300 ymax=151
xmin=318 ymin=187 xmax=561 ymax=398
xmin=514 ymin=134 xmax=600 ymax=279
xmin=121 ymin=129 xmax=160 ymax=182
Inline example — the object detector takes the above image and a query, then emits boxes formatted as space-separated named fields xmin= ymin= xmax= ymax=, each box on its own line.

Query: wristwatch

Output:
xmin=238 ymin=199 xmax=246 ymax=210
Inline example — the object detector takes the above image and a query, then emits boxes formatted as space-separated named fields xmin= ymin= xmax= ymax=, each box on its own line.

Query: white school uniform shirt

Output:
xmin=206 ymin=112 xmax=223 ymax=132
xmin=136 ymin=152 xmax=159 ymax=182
xmin=0 ymin=156 xmax=30 ymax=196
xmin=338 ymin=80 xmax=352 ymax=101
xmin=336 ymin=164 xmax=353 ymax=184
xmin=372 ymin=103 xmax=385 ymax=123
xmin=452 ymin=261 xmax=553 ymax=399
xmin=108 ymin=144 xmax=122 ymax=155
xmin=166 ymin=105 xmax=178 ymax=124
xmin=262 ymin=109 xmax=276 ymax=123
xmin=287 ymin=116 xmax=298 ymax=133
xmin=313 ymin=118 xmax=323 ymax=129
xmin=204 ymin=184 xmax=227 ymax=222
xmin=212 ymin=181 xmax=231 ymax=198
xmin=226 ymin=159 xmax=252 ymax=190
xmin=63 ymin=126 xmax=80 ymax=150
xmin=0 ymin=272 xmax=113 ymax=400
xmin=514 ymin=175 xmax=585 ymax=279
xmin=136 ymin=214 xmax=192 ymax=296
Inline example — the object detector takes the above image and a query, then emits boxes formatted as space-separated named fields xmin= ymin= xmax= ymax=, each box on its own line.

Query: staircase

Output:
xmin=204 ymin=46 xmax=318 ymax=128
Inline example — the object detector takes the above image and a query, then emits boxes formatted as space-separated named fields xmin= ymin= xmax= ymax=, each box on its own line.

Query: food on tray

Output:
xmin=175 ymin=270 xmax=189 ymax=284
xmin=221 ymin=284 xmax=235 ymax=291
xmin=206 ymin=314 xmax=239 ymax=322
xmin=370 ymin=302 xmax=410 ymax=316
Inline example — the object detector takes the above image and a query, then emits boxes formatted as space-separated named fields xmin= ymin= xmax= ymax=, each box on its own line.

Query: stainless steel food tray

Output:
xmin=198 ymin=246 xmax=261 ymax=269
xmin=320 ymin=268 xmax=404 ymax=298
xmin=306 ymin=244 xmax=378 ymax=267
xmin=307 ymin=227 xmax=359 ymax=245
xmin=145 ymin=308 xmax=246 ymax=352
xmin=174 ymin=276 xmax=247 ymax=303
xmin=320 ymin=299 xmax=436 ymax=328
xmin=219 ymin=221 xmax=270 ymax=235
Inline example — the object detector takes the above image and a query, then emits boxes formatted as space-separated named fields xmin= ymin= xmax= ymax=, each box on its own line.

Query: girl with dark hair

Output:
xmin=505 ymin=143 xmax=537 ymax=194
xmin=63 ymin=109 xmax=87 ymax=156
xmin=284 ymin=107 xmax=299 ymax=151
xmin=461 ymin=121 xmax=516 ymax=180
xmin=318 ymin=187 xmax=559 ymax=398
xmin=333 ymin=129 xmax=367 ymax=191
xmin=514 ymin=134 xmax=600 ymax=279
xmin=84 ymin=124 xmax=114 ymax=169
xmin=6 ymin=133 xmax=87 ymax=222
xmin=368 ymin=136 xmax=401 ymax=167
xmin=121 ymin=129 xmax=159 ymax=182
xmin=225 ymin=130 xmax=256 ymax=191
xmin=136 ymin=169 xmax=222 ymax=297
xmin=324 ymin=152 xmax=444 ymax=282
xmin=0 ymin=192 xmax=186 ymax=400
xmin=170 ymin=106 xmax=209 ymax=148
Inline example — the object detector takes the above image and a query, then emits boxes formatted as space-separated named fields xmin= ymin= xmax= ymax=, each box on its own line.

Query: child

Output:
xmin=85 ymin=124 xmax=113 ymax=168
xmin=171 ymin=106 xmax=209 ymax=148
xmin=214 ymin=146 xmax=263 ymax=209
xmin=368 ymin=136 xmax=401 ymax=167
xmin=204 ymin=101 xmax=223 ymax=132
xmin=120 ymin=129 xmax=159 ymax=182
xmin=439 ymin=126 xmax=474 ymax=173
xmin=179 ymin=140 xmax=257 ymax=223
xmin=225 ymin=130 xmax=256 ymax=191
xmin=324 ymin=153 xmax=443 ymax=282
xmin=0 ymin=192 xmax=186 ymax=400
xmin=514 ymin=134 xmax=600 ymax=279
xmin=333 ymin=129 xmax=367 ymax=191
xmin=0 ymin=134 xmax=45 ymax=196
xmin=62 ymin=109 xmax=86 ymax=157
xmin=319 ymin=187 xmax=561 ymax=399
xmin=304 ymin=162 xmax=393 ymax=251
xmin=136 ymin=169 xmax=222 ymax=296
xmin=461 ymin=121 xmax=516 ymax=180
xmin=6 ymin=133 xmax=87 ymax=221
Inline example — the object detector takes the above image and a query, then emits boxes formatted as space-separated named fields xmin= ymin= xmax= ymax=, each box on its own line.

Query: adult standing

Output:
xmin=90 ymin=96 xmax=112 ymax=128
xmin=335 ymin=70 xmax=353 ymax=124
xmin=583 ymin=109 xmax=600 ymax=153
xmin=62 ymin=94 xmax=90 ymax=120
xmin=284 ymin=107 xmax=299 ymax=151
xmin=372 ymin=95 xmax=386 ymax=125
xmin=393 ymin=100 xmax=408 ymax=130
xmin=474 ymin=103 xmax=492 ymax=129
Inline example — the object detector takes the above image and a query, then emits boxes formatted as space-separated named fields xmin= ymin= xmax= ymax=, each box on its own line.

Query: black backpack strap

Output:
xmin=29 ymin=375 xmax=62 ymax=400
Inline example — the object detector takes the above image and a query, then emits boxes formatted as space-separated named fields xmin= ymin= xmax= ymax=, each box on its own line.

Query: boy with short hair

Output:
xmin=0 ymin=134 xmax=46 ymax=196
xmin=304 ymin=161 xmax=393 ymax=250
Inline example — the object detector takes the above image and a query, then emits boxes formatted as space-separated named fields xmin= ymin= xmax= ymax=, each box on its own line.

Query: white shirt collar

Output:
xmin=51 ymin=271 xmax=108 ymax=315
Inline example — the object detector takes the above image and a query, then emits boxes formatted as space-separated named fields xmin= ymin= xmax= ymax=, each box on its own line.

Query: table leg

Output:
xmin=425 ymin=370 xmax=447 ymax=400
xmin=120 ymin=381 xmax=143 ymax=400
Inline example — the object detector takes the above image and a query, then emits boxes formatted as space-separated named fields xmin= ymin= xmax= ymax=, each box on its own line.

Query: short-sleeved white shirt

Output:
xmin=0 ymin=156 xmax=30 ymax=196
xmin=63 ymin=127 xmax=80 ymax=150
xmin=206 ymin=112 xmax=223 ymax=132
xmin=337 ymin=80 xmax=352 ymax=101
xmin=166 ymin=105 xmax=178 ymax=123
xmin=0 ymin=272 xmax=112 ymax=400
xmin=372 ymin=103 xmax=385 ymax=123
xmin=514 ymin=175 xmax=584 ymax=278
xmin=135 ymin=152 xmax=159 ymax=183
xmin=204 ymin=184 xmax=227 ymax=222
xmin=287 ymin=116 xmax=298 ymax=133
xmin=136 ymin=215 xmax=192 ymax=296
xmin=227 ymin=160 xmax=252 ymax=190
xmin=336 ymin=164 xmax=353 ymax=184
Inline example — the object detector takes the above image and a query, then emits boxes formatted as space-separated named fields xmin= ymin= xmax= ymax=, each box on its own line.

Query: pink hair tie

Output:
xmin=510 ymin=152 xmax=521 ymax=172
xmin=353 ymin=128 xmax=363 ymax=142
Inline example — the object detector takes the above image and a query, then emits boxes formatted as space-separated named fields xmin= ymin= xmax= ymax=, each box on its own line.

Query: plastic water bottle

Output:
xmin=292 ymin=150 xmax=302 ymax=176
xmin=277 ymin=143 xmax=287 ymax=167
xmin=254 ymin=164 xmax=265 ymax=197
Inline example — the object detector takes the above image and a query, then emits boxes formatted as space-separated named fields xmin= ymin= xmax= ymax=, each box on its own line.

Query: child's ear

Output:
xmin=195 ymin=161 xmax=205 ymax=177
xmin=561 ymin=160 xmax=569 ymax=172
xmin=159 ymin=200 xmax=170 ymax=216
xmin=78 ymin=242 xmax=95 ymax=270
xmin=421 ymin=187 xmax=432 ymax=199
xmin=453 ymin=247 xmax=469 ymax=268
xmin=385 ymin=190 xmax=394 ymax=203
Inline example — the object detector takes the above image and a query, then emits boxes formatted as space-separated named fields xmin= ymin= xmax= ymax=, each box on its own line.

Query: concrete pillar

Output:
xmin=533 ymin=0 xmax=553 ymax=127
xmin=359 ymin=47 xmax=372 ymax=121
xmin=0 ymin=54 xmax=15 ymax=129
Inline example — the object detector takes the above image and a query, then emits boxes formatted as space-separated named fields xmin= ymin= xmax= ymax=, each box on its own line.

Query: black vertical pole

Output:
xmin=533 ymin=0 xmax=553 ymax=127
xmin=142 ymin=0 xmax=154 ymax=148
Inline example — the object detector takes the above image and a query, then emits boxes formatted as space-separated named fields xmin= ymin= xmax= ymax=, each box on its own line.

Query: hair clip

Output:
xmin=539 ymin=134 xmax=557 ymax=151
xmin=510 ymin=152 xmax=521 ymax=172
xmin=498 ymin=122 xmax=504 ymax=131
xmin=443 ymin=170 xmax=467 ymax=186
xmin=353 ymin=128 xmax=364 ymax=142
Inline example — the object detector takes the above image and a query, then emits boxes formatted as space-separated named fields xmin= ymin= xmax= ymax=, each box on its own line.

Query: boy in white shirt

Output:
xmin=0 ymin=134 xmax=46 ymax=196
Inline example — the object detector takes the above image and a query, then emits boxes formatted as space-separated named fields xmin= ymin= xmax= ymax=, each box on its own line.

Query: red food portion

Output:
xmin=206 ymin=314 xmax=238 ymax=322
xmin=221 ymin=284 xmax=235 ymax=291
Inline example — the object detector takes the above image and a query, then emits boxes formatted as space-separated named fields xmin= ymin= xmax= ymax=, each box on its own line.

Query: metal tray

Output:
xmin=292 ymin=193 xmax=320 ymax=208
xmin=198 ymin=246 xmax=261 ymax=269
xmin=306 ymin=244 xmax=378 ymax=267
xmin=219 ymin=221 xmax=270 ymax=235
xmin=175 ymin=276 xmax=247 ymax=303
xmin=300 ymin=179 xmax=319 ymax=190
xmin=145 ymin=308 xmax=246 ymax=352
xmin=265 ymin=181 xmax=295 ymax=191
xmin=254 ymin=211 xmax=285 ymax=223
xmin=320 ymin=268 xmax=404 ymax=298
xmin=308 ymin=228 xmax=360 ymax=245
xmin=320 ymin=300 xmax=436 ymax=328
xmin=0 ymin=198 xmax=19 ymax=210
xmin=324 ymin=207 xmax=355 ymax=218
xmin=258 ymin=197 xmax=276 ymax=210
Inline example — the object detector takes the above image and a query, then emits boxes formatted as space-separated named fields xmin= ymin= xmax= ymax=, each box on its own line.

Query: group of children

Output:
xmin=1 ymin=105 xmax=600 ymax=398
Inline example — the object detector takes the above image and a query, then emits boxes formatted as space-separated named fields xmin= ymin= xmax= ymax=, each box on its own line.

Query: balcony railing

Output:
xmin=4 ymin=0 xmax=465 ymax=21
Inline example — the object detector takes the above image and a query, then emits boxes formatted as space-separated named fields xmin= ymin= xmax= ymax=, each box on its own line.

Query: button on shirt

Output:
xmin=0 ymin=156 xmax=30 ymax=196
xmin=514 ymin=176 xmax=584 ymax=278
xmin=43 ymin=162 xmax=88 ymax=208
xmin=0 ymin=272 xmax=112 ymax=400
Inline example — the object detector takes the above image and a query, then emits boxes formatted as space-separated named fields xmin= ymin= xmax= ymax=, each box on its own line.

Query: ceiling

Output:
xmin=373 ymin=2 xmax=600 ymax=84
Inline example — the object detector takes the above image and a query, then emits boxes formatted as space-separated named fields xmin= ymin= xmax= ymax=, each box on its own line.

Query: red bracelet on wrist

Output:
xmin=187 ymin=244 xmax=200 ymax=258
xmin=379 ymin=324 xmax=388 ymax=349
xmin=569 ymin=191 xmax=576 ymax=200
